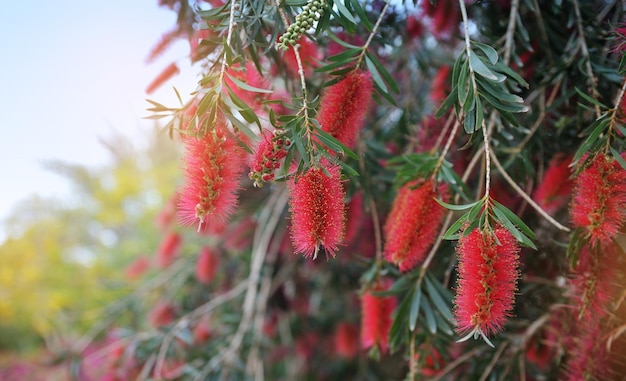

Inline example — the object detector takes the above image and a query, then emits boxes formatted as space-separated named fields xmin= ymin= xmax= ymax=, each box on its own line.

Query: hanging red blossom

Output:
xmin=569 ymin=244 xmax=621 ymax=322
xmin=148 ymin=301 xmax=177 ymax=328
xmin=155 ymin=192 xmax=179 ymax=232
xmin=532 ymin=153 xmax=573 ymax=214
xmin=288 ymin=161 xmax=346 ymax=259
xmin=454 ymin=226 xmax=520 ymax=340
xmin=361 ymin=279 xmax=396 ymax=353
xmin=430 ymin=65 xmax=451 ymax=105
xmin=383 ymin=181 xmax=448 ymax=272
xmin=146 ymin=62 xmax=180 ymax=94
xmin=570 ymin=153 xmax=626 ymax=248
xmin=156 ymin=231 xmax=182 ymax=268
xmin=317 ymin=70 xmax=373 ymax=149
xmin=195 ymin=246 xmax=219 ymax=284
xmin=334 ymin=323 xmax=360 ymax=358
xmin=178 ymin=120 xmax=245 ymax=232
xmin=125 ymin=255 xmax=151 ymax=280
xmin=564 ymin=321 xmax=609 ymax=381
xmin=422 ymin=0 xmax=460 ymax=39
xmin=248 ymin=129 xmax=290 ymax=187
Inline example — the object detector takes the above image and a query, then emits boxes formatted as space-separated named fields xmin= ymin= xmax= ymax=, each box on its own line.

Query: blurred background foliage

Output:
xmin=0 ymin=127 xmax=181 ymax=352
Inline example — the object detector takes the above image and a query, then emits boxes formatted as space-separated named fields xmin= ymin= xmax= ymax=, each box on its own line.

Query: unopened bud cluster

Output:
xmin=277 ymin=0 xmax=327 ymax=49
xmin=249 ymin=129 xmax=290 ymax=187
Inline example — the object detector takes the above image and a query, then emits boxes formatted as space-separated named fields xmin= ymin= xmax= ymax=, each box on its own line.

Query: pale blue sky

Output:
xmin=0 ymin=1 xmax=197 ymax=239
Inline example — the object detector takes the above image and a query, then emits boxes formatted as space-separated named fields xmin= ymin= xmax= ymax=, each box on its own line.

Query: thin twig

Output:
xmin=503 ymin=0 xmax=520 ymax=66
xmin=572 ymin=0 xmax=602 ymax=118
xmin=354 ymin=1 xmax=391 ymax=69
xmin=217 ymin=0 xmax=239 ymax=86
xmin=490 ymin=150 xmax=571 ymax=232
xmin=430 ymin=347 xmax=486 ymax=381
xmin=478 ymin=341 xmax=509 ymax=381
xmin=432 ymin=117 xmax=460 ymax=179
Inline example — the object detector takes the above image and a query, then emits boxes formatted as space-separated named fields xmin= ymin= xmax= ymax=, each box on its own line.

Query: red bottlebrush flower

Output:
xmin=248 ymin=129 xmax=290 ymax=187
xmin=145 ymin=27 xmax=179 ymax=64
xmin=178 ymin=120 xmax=245 ymax=231
xmin=195 ymin=246 xmax=219 ymax=284
xmin=282 ymin=36 xmax=320 ymax=77
xmin=569 ymin=244 xmax=620 ymax=322
xmin=193 ymin=319 xmax=212 ymax=344
xmin=148 ymin=301 xmax=177 ymax=328
xmin=146 ymin=62 xmax=180 ymax=94
xmin=317 ymin=70 xmax=373 ymax=149
xmin=532 ymin=153 xmax=573 ymax=214
xmin=570 ymin=153 xmax=626 ymax=248
xmin=155 ymin=192 xmax=179 ymax=232
xmin=612 ymin=23 xmax=626 ymax=54
xmin=415 ymin=346 xmax=445 ymax=376
xmin=361 ymin=279 xmax=397 ymax=353
xmin=430 ymin=65 xmax=451 ymax=105
xmin=564 ymin=321 xmax=609 ymax=381
xmin=406 ymin=13 xmax=425 ymax=39
xmin=454 ymin=226 xmax=520 ymax=339
xmin=295 ymin=332 xmax=320 ymax=360
xmin=125 ymin=255 xmax=151 ymax=280
xmin=383 ymin=181 xmax=448 ymax=272
xmin=422 ymin=0 xmax=460 ymax=38
xmin=156 ymin=232 xmax=182 ymax=268
xmin=288 ymin=162 xmax=346 ymax=259
xmin=334 ymin=323 xmax=360 ymax=358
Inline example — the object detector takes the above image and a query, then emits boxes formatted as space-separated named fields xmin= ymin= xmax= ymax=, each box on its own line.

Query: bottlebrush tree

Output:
xmin=74 ymin=0 xmax=626 ymax=380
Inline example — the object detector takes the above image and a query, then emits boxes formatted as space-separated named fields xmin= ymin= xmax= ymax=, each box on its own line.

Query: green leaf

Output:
xmin=435 ymin=88 xmax=458 ymax=118
xmin=493 ymin=200 xmax=536 ymax=239
xmin=463 ymin=105 xmax=476 ymax=133
xmin=469 ymin=51 xmax=499 ymax=81
xmin=326 ymin=30 xmax=361 ymax=49
xmin=224 ymin=112 xmax=257 ymax=142
xmin=409 ymin=287 xmax=422 ymax=332
xmin=575 ymin=87 xmax=609 ymax=109
xmin=334 ymin=0 xmax=356 ymax=24
xmin=389 ymin=292 xmax=410 ymax=352
xmin=348 ymin=0 xmax=372 ymax=30
xmin=492 ymin=203 xmax=537 ymax=249
xmin=226 ymin=73 xmax=273 ymax=94
xmin=365 ymin=55 xmax=388 ymax=93
xmin=314 ymin=127 xmax=359 ymax=159
xmin=366 ymin=51 xmax=399 ymax=94
xmin=457 ymin=60 xmax=470 ymax=108
xmin=472 ymin=41 xmax=499 ymax=65
xmin=434 ymin=199 xmax=481 ymax=211
xmin=326 ymin=47 xmax=361 ymax=63
xmin=574 ymin=116 xmax=610 ymax=163
xmin=425 ymin=276 xmax=454 ymax=322
xmin=477 ymin=77 xmax=525 ymax=104
xmin=493 ymin=61 xmax=529 ymax=88
xmin=611 ymin=147 xmax=626 ymax=170
xmin=421 ymin=297 xmax=437 ymax=334
xmin=442 ymin=212 xmax=469 ymax=240
xmin=475 ymin=96 xmax=484 ymax=130
xmin=294 ymin=135 xmax=310 ymax=168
